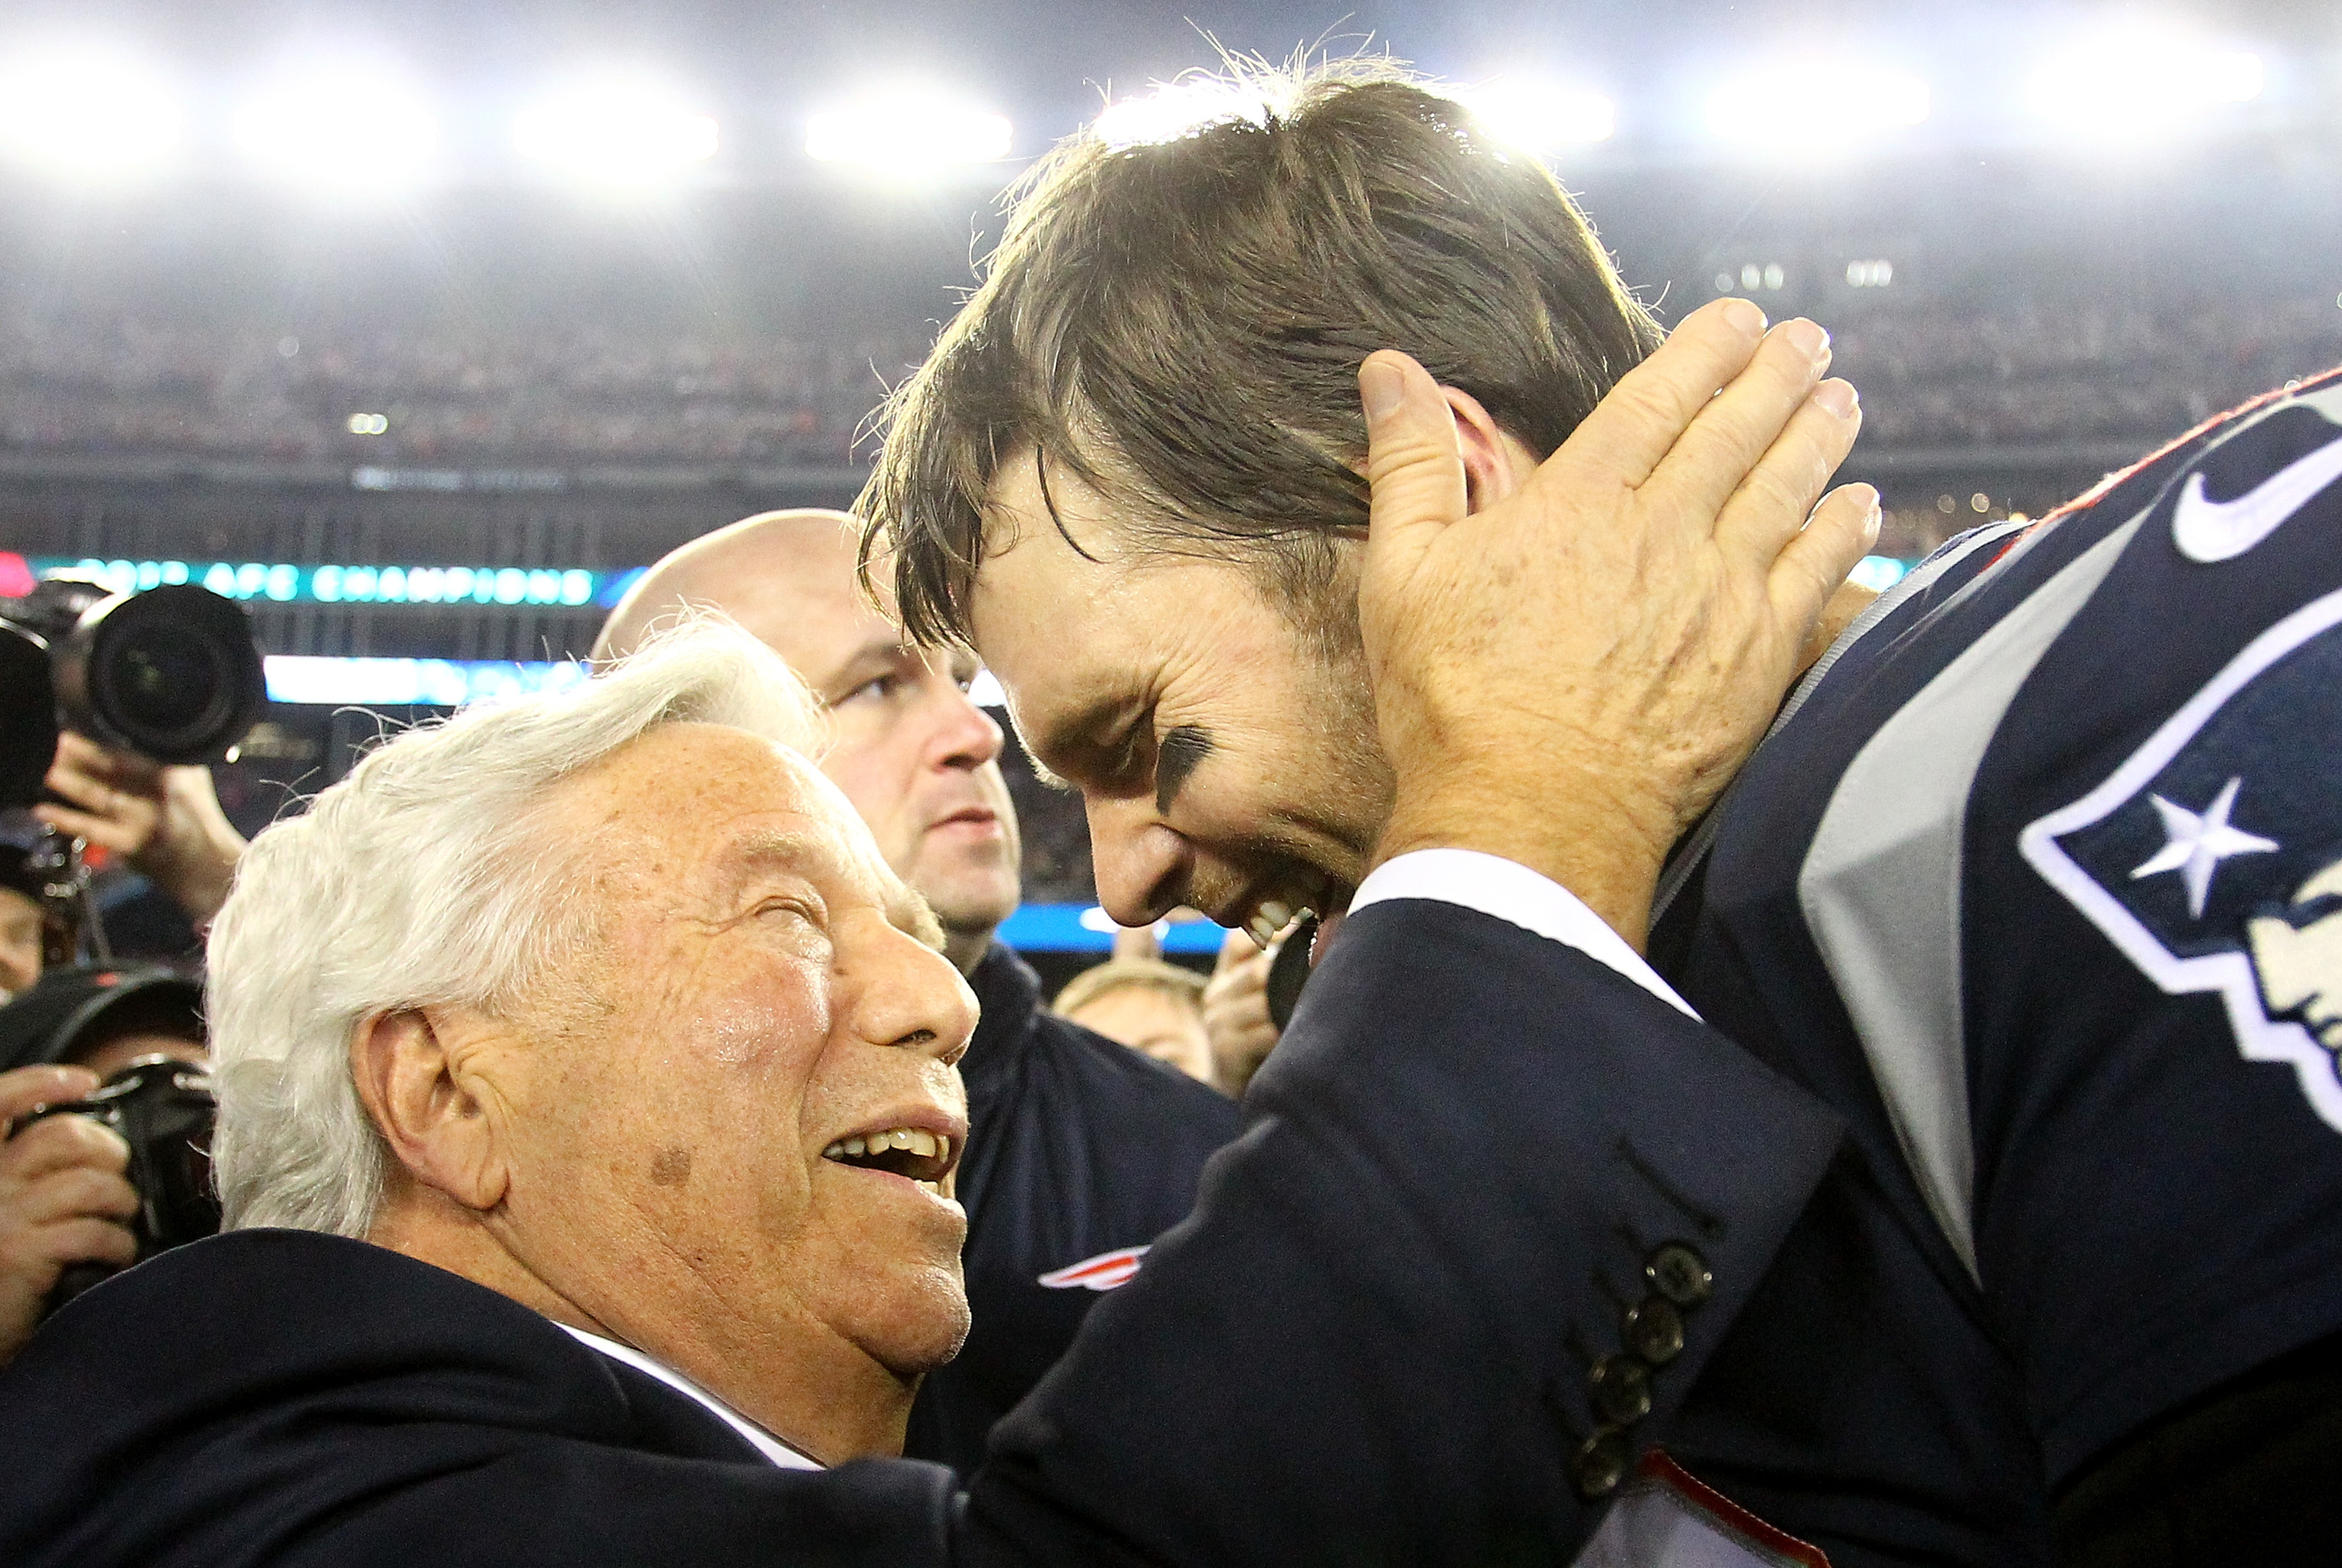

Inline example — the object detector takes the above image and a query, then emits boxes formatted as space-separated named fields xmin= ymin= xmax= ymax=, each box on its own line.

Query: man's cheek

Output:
xmin=706 ymin=985 xmax=829 ymax=1069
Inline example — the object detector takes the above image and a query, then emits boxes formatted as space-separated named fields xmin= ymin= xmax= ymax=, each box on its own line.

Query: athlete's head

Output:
xmin=862 ymin=57 xmax=1660 ymax=941
xmin=598 ymin=510 xmax=1020 ymax=974
xmin=2250 ymin=857 xmax=2342 ymax=1052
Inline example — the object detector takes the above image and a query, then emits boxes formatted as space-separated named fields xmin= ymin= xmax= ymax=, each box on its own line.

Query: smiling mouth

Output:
xmin=822 ymin=1126 xmax=958 ymax=1186
xmin=1225 ymin=871 xmax=1347 ymax=950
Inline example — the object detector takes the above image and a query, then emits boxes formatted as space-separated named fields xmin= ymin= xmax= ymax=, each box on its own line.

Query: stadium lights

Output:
xmin=232 ymin=64 xmax=439 ymax=193
xmin=0 ymin=44 xmax=180 ymax=183
xmin=1453 ymin=80 xmax=1617 ymax=152
xmin=513 ymin=77 xmax=718 ymax=183
xmin=804 ymin=92 xmax=1012 ymax=173
xmin=1090 ymin=79 xmax=1280 ymax=149
xmin=1705 ymin=60 xmax=1931 ymax=157
xmin=2025 ymin=27 xmax=2263 ymax=145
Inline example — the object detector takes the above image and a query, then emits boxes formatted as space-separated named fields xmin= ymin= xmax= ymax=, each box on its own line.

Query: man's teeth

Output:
xmin=1245 ymin=898 xmax=1315 ymax=949
xmin=822 ymin=1127 xmax=951 ymax=1164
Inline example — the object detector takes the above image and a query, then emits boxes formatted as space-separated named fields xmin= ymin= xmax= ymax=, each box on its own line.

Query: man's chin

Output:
xmin=915 ymin=876 xmax=1021 ymax=947
xmin=867 ymin=1269 xmax=974 ymax=1379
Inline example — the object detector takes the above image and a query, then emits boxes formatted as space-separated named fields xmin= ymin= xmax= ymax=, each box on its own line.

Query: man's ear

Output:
xmin=1442 ymin=385 xmax=1539 ymax=515
xmin=349 ymin=1007 xmax=511 ymax=1213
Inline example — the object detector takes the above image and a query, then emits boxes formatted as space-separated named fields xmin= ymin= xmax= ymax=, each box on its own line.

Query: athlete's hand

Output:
xmin=1358 ymin=297 xmax=1878 ymax=950
xmin=1202 ymin=928 xmax=1279 ymax=1096
xmin=0 ymin=1064 xmax=138 ymax=1367
xmin=36 ymin=733 xmax=248 ymax=926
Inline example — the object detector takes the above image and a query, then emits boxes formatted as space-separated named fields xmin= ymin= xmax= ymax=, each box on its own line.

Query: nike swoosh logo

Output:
xmin=2173 ymin=426 xmax=2342 ymax=563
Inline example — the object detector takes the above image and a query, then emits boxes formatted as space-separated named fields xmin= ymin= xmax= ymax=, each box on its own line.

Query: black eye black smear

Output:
xmin=1156 ymin=725 xmax=1213 ymax=815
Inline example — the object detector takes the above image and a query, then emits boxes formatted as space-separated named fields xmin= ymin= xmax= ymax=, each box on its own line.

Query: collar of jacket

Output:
xmin=961 ymin=941 xmax=1042 ymax=1099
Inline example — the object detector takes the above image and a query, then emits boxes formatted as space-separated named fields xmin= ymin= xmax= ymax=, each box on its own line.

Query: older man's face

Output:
xmin=495 ymin=723 xmax=976 ymax=1392
xmin=713 ymin=523 xmax=1022 ymax=957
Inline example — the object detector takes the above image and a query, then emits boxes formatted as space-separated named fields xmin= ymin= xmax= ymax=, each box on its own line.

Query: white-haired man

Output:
xmin=0 ymin=306 xmax=1870 ymax=1563
xmin=595 ymin=511 xmax=1237 ymax=1473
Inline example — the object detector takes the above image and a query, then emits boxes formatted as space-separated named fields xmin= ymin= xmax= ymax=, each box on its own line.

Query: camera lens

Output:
xmin=108 ymin=625 xmax=225 ymax=734
xmin=54 ymin=585 xmax=266 ymax=764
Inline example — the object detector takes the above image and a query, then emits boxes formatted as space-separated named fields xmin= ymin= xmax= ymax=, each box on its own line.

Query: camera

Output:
xmin=1 ymin=578 xmax=267 ymax=810
xmin=19 ymin=1055 xmax=221 ymax=1311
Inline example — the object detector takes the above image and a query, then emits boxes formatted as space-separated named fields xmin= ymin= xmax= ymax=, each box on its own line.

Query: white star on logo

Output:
xmin=2130 ymin=776 xmax=2279 ymax=918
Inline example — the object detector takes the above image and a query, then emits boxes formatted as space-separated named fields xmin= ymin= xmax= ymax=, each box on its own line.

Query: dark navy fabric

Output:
xmin=0 ymin=903 xmax=1843 ymax=1566
xmin=906 ymin=943 xmax=1238 ymax=1475
xmin=1640 ymin=368 xmax=2342 ymax=1562
xmin=0 ymin=1230 xmax=959 ymax=1567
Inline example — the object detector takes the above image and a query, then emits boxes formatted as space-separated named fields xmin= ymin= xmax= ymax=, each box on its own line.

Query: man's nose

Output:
xmin=1087 ymin=796 xmax=1191 ymax=928
xmin=851 ymin=917 xmax=978 ymax=1067
xmin=927 ymin=682 xmax=1005 ymax=773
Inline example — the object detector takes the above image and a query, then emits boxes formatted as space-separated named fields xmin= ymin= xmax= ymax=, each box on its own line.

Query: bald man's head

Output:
xmin=598 ymin=510 xmax=1021 ymax=973
xmin=595 ymin=509 xmax=865 ymax=669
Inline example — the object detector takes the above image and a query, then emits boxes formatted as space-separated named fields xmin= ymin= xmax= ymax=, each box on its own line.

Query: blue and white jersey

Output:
xmin=1648 ymin=368 xmax=2342 ymax=1558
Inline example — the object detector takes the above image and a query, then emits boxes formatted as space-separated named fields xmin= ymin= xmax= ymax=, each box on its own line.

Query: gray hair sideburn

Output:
xmin=206 ymin=620 xmax=824 ymax=1238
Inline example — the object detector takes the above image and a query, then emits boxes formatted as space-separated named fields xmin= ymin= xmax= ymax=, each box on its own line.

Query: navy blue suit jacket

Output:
xmin=0 ymin=899 xmax=1843 ymax=1565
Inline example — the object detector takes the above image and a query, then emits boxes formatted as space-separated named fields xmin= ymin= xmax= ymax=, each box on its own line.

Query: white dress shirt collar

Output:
xmin=554 ymin=1322 xmax=822 ymax=1471
xmin=1350 ymin=847 xmax=1701 ymax=1020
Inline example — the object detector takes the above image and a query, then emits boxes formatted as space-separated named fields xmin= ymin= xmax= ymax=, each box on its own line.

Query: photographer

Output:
xmin=0 ymin=964 xmax=208 ymax=1366
xmin=4 ymin=572 xmax=264 ymax=955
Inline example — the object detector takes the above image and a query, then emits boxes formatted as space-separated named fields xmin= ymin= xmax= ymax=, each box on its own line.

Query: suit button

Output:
xmin=1622 ymin=1297 xmax=1685 ymax=1366
xmin=1589 ymin=1355 xmax=1653 ymax=1424
xmin=1646 ymin=1242 xmax=1713 ymax=1308
xmin=1570 ymin=1427 xmax=1632 ymax=1500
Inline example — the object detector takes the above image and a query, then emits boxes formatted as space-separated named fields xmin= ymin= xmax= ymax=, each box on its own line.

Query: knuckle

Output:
xmin=1608 ymin=376 xmax=1687 ymax=432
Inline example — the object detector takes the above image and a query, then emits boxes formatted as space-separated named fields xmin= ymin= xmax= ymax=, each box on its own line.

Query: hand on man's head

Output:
xmin=1358 ymin=297 xmax=1879 ymax=950
xmin=0 ymin=1064 xmax=138 ymax=1366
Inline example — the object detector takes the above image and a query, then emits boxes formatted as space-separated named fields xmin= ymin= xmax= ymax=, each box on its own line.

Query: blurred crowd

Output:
xmin=1835 ymin=292 xmax=2342 ymax=448
xmin=2 ymin=293 xmax=2337 ymax=471
xmin=0 ymin=319 xmax=932 ymax=467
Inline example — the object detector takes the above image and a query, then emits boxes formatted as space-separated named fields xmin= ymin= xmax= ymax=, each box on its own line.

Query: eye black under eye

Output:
xmin=1155 ymin=724 xmax=1212 ymax=813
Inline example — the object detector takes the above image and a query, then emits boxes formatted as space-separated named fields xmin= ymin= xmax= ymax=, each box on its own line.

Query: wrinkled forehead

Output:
xmin=543 ymin=722 xmax=942 ymax=946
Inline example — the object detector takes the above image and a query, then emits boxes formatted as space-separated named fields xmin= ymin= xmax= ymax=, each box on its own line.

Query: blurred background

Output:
xmin=0 ymin=0 xmax=2335 ymax=955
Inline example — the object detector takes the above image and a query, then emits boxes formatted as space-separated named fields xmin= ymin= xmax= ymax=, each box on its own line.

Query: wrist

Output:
xmin=141 ymin=815 xmax=246 ymax=927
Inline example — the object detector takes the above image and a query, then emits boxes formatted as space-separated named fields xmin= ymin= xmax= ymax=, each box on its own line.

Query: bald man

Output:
xmin=597 ymin=512 xmax=1237 ymax=1476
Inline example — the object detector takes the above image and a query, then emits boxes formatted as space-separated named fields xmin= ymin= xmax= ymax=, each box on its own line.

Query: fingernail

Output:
xmin=1784 ymin=319 xmax=1831 ymax=362
xmin=1359 ymin=357 xmax=1406 ymax=423
xmin=1720 ymin=297 xmax=1766 ymax=337
xmin=1812 ymin=379 xmax=1859 ymax=419
xmin=1857 ymin=484 xmax=1883 ymax=541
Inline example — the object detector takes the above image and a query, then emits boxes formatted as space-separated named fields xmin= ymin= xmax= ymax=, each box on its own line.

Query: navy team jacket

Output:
xmin=1617 ymin=368 xmax=2342 ymax=1560
xmin=906 ymin=942 xmax=1237 ymax=1474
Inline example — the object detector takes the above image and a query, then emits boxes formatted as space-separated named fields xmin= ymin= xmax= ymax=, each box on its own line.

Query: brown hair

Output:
xmin=858 ymin=55 xmax=1664 ymax=646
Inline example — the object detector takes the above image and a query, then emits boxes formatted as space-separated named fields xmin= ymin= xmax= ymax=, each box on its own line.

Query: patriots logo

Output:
xmin=1037 ymin=1246 xmax=1149 ymax=1291
xmin=2022 ymin=587 xmax=2342 ymax=1131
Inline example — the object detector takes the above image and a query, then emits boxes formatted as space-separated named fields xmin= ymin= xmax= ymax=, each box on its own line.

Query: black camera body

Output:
xmin=23 ymin=1055 xmax=222 ymax=1310
xmin=1 ymin=577 xmax=267 ymax=810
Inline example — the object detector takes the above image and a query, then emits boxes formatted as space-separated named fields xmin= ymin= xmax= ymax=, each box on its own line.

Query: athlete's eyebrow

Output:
xmin=1156 ymin=725 xmax=1212 ymax=815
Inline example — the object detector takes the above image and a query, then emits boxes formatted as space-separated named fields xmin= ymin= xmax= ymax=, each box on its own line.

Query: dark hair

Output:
xmin=859 ymin=57 xmax=1664 ymax=646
